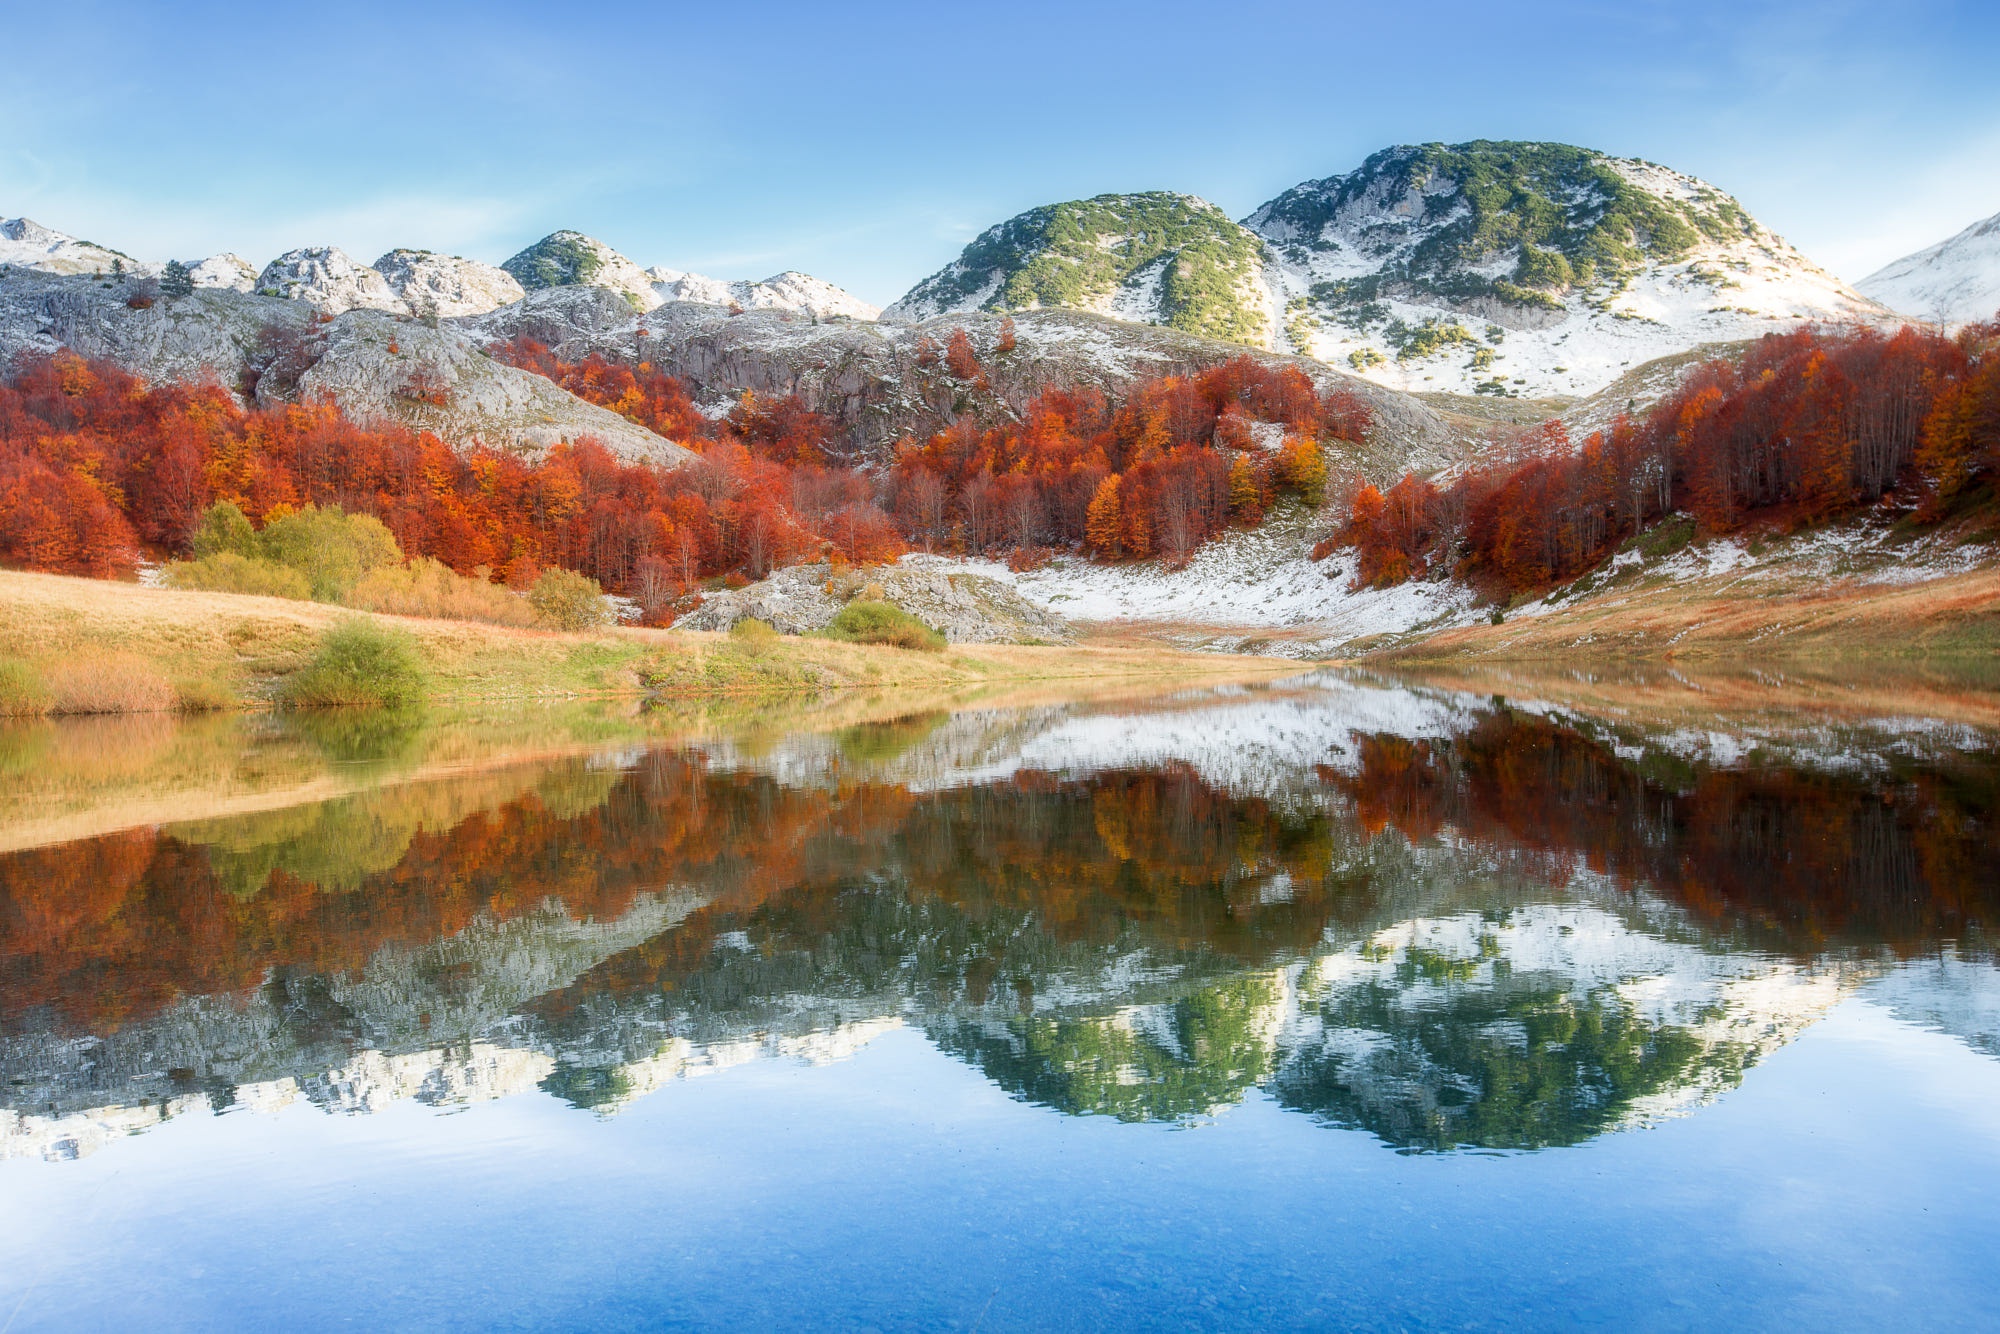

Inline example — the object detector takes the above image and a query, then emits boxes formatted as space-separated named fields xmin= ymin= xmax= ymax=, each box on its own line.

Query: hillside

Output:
xmin=884 ymin=193 xmax=1272 ymax=343
xmin=458 ymin=287 xmax=1457 ymax=468
xmin=0 ymin=269 xmax=688 ymax=462
xmin=1859 ymin=209 xmax=2000 ymax=326
xmin=890 ymin=142 xmax=1891 ymax=400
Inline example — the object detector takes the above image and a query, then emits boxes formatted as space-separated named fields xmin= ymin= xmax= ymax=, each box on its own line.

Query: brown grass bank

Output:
xmin=0 ymin=570 xmax=1306 ymax=715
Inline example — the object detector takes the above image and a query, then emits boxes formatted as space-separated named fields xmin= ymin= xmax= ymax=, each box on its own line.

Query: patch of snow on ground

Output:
xmin=906 ymin=522 xmax=1479 ymax=653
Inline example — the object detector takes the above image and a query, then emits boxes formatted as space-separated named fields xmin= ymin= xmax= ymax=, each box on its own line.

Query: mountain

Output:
xmin=373 ymin=248 xmax=525 ymax=318
xmin=255 ymin=246 xmax=407 ymax=315
xmin=0 ymin=217 xmax=148 ymax=278
xmin=884 ymin=192 xmax=1272 ymax=343
xmin=647 ymin=267 xmax=881 ymax=321
xmin=0 ymin=267 xmax=690 ymax=463
xmin=502 ymin=230 xmax=659 ymax=311
xmin=889 ymin=142 xmax=1891 ymax=398
xmin=502 ymin=229 xmax=879 ymax=321
xmin=1858 ymin=210 xmax=2000 ymax=326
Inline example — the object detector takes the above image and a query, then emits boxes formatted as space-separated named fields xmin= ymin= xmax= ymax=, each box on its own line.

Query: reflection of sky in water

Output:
xmin=4 ymin=1000 xmax=1999 ymax=1330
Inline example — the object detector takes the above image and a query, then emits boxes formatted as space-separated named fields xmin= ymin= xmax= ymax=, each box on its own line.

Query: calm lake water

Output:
xmin=4 ymin=672 xmax=2000 ymax=1330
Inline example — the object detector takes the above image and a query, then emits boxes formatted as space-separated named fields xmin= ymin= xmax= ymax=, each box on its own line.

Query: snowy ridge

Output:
xmin=890 ymin=142 xmax=1896 ymax=399
xmin=0 ymin=216 xmax=148 ymax=277
xmin=1858 ymin=209 xmax=2000 ymax=326
xmin=1255 ymin=145 xmax=1891 ymax=398
xmin=645 ymin=267 xmax=881 ymax=321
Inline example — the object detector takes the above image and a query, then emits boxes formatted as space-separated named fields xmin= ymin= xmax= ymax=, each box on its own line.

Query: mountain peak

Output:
xmin=1858 ymin=210 xmax=2000 ymax=326
xmin=884 ymin=190 xmax=1270 ymax=344
xmin=0 ymin=216 xmax=147 ymax=277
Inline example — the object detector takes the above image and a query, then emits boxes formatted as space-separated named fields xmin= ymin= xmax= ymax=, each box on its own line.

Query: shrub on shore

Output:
xmin=728 ymin=617 xmax=779 ymax=653
xmin=821 ymin=601 xmax=947 ymax=651
xmin=529 ymin=567 xmax=612 ymax=630
xmin=0 ymin=656 xmax=48 ymax=715
xmin=282 ymin=620 xmax=428 ymax=709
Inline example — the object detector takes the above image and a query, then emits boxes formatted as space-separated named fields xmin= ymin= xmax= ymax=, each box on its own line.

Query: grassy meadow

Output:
xmin=0 ymin=570 xmax=1305 ymax=717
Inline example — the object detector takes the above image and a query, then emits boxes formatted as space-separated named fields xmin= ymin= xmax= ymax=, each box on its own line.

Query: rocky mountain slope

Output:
xmin=888 ymin=141 xmax=1893 ymax=400
xmin=457 ymin=288 xmax=1457 ymax=471
xmin=0 ymin=268 xmax=688 ymax=462
xmin=1859 ymin=209 xmax=2000 ymax=326
xmin=374 ymin=248 xmax=525 ymax=318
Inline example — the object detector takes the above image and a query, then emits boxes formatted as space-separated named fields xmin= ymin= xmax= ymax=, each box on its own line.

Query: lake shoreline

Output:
xmin=0 ymin=570 xmax=1308 ymax=717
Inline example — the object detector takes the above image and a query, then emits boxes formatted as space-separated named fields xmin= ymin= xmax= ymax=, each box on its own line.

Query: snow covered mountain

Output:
xmin=1858 ymin=209 xmax=2000 ymax=326
xmin=889 ymin=142 xmax=1893 ymax=398
xmin=255 ymin=245 xmax=407 ymax=315
xmin=0 ymin=216 xmax=149 ymax=278
xmin=501 ymin=229 xmax=878 ymax=321
xmin=648 ymin=265 xmax=881 ymax=320
xmin=374 ymin=248 xmax=525 ymax=318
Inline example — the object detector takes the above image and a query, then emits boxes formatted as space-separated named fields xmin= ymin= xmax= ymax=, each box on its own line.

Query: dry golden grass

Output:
xmin=1376 ymin=658 xmax=2000 ymax=734
xmin=344 ymin=558 xmax=541 ymax=627
xmin=1378 ymin=566 xmax=2000 ymax=665
xmin=0 ymin=570 xmax=1306 ymax=715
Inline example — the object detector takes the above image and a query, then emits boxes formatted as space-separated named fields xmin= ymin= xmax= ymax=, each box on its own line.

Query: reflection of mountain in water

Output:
xmin=3 ymin=678 xmax=1997 ymax=1160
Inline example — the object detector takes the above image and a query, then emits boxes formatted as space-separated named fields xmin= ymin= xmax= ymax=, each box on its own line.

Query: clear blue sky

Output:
xmin=2 ymin=0 xmax=1996 ymax=304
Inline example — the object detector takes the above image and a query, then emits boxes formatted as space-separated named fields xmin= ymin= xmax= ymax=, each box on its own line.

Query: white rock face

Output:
xmin=655 ymin=264 xmax=881 ymax=318
xmin=0 ymin=216 xmax=151 ymax=277
xmin=647 ymin=265 xmax=737 ymax=307
xmin=735 ymin=270 xmax=881 ymax=321
xmin=1858 ymin=210 xmax=2000 ymax=327
xmin=187 ymin=252 xmax=257 ymax=292
xmin=256 ymin=246 xmax=409 ymax=315
xmin=374 ymin=248 xmax=525 ymax=318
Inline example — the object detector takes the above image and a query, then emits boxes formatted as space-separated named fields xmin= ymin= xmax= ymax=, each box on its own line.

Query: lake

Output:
xmin=4 ymin=670 xmax=2000 ymax=1330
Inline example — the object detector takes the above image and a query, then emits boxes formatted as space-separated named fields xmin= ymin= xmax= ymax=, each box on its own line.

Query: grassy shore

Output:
xmin=1372 ymin=565 xmax=2000 ymax=665
xmin=0 ymin=570 xmax=1305 ymax=716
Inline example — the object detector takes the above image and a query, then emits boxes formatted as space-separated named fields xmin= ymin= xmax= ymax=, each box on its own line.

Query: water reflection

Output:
xmin=3 ymin=673 xmax=1997 ymax=1159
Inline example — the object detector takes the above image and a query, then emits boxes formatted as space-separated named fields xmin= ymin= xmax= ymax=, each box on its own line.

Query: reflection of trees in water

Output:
xmin=931 ymin=974 xmax=1288 ymax=1123
xmin=1321 ymin=710 xmax=2000 ymax=954
xmin=2 ymin=701 xmax=1998 ymax=1154
xmin=1273 ymin=966 xmax=1743 ymax=1153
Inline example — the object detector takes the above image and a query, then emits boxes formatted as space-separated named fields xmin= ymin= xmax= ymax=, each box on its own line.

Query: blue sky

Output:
xmin=2 ymin=0 xmax=1996 ymax=304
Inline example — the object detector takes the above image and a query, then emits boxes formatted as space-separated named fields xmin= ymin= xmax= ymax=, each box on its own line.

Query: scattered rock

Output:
xmin=679 ymin=559 xmax=1074 ymax=644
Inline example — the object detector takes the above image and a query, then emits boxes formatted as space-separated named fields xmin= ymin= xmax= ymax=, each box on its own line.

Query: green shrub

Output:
xmin=529 ymin=567 xmax=612 ymax=630
xmin=282 ymin=619 xmax=428 ymax=709
xmin=822 ymin=601 xmax=946 ymax=651
xmin=173 ymin=675 xmax=239 ymax=712
xmin=258 ymin=505 xmax=403 ymax=601
xmin=0 ymin=657 xmax=48 ymax=716
xmin=190 ymin=500 xmax=259 ymax=559
xmin=164 ymin=552 xmax=313 ymax=600
xmin=728 ymin=617 xmax=779 ymax=652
